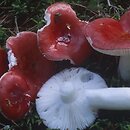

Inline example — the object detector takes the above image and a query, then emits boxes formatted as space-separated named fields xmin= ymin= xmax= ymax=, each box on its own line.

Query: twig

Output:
xmin=107 ymin=0 xmax=121 ymax=18
xmin=0 ymin=15 xmax=8 ymax=24
xmin=107 ymin=0 xmax=111 ymax=6
xmin=8 ymin=28 xmax=16 ymax=35
xmin=15 ymin=16 xmax=19 ymax=33
xmin=107 ymin=0 xmax=118 ymax=9
xmin=11 ymin=120 xmax=19 ymax=127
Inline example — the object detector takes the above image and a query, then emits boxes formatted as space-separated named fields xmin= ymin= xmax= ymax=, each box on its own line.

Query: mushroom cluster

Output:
xmin=35 ymin=2 xmax=130 ymax=130
xmin=0 ymin=2 xmax=92 ymax=121
xmin=1 ymin=1 xmax=130 ymax=130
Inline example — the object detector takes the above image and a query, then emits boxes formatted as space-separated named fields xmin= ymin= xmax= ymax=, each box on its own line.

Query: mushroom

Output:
xmin=36 ymin=67 xmax=107 ymax=130
xmin=0 ymin=71 xmax=31 ymax=120
xmin=0 ymin=47 xmax=8 ymax=77
xmin=36 ymin=67 xmax=130 ymax=130
xmin=37 ymin=2 xmax=92 ymax=65
xmin=6 ymin=31 xmax=56 ymax=100
xmin=84 ymin=17 xmax=130 ymax=81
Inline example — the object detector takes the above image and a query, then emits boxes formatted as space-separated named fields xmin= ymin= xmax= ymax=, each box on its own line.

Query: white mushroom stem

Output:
xmin=118 ymin=55 xmax=130 ymax=81
xmin=86 ymin=87 xmax=130 ymax=110
xmin=60 ymin=82 xmax=77 ymax=103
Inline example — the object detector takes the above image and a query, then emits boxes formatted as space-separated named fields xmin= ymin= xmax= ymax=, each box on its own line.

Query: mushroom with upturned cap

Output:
xmin=36 ymin=67 xmax=130 ymax=130
xmin=6 ymin=31 xmax=56 ymax=100
xmin=85 ymin=17 xmax=130 ymax=81
xmin=36 ymin=67 xmax=107 ymax=130
xmin=37 ymin=2 xmax=92 ymax=65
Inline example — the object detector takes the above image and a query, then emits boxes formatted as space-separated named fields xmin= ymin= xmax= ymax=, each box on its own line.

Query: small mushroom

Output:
xmin=85 ymin=18 xmax=130 ymax=81
xmin=0 ymin=71 xmax=31 ymax=120
xmin=36 ymin=67 xmax=107 ymax=130
xmin=6 ymin=31 xmax=56 ymax=100
xmin=37 ymin=2 xmax=92 ymax=65
xmin=0 ymin=47 xmax=8 ymax=77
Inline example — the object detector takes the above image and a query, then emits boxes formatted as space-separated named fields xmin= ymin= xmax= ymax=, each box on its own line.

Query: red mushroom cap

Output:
xmin=119 ymin=10 xmax=130 ymax=33
xmin=38 ymin=2 xmax=92 ymax=65
xmin=0 ymin=48 xmax=8 ymax=77
xmin=85 ymin=18 xmax=130 ymax=56
xmin=0 ymin=71 xmax=31 ymax=120
xmin=6 ymin=31 xmax=56 ymax=100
